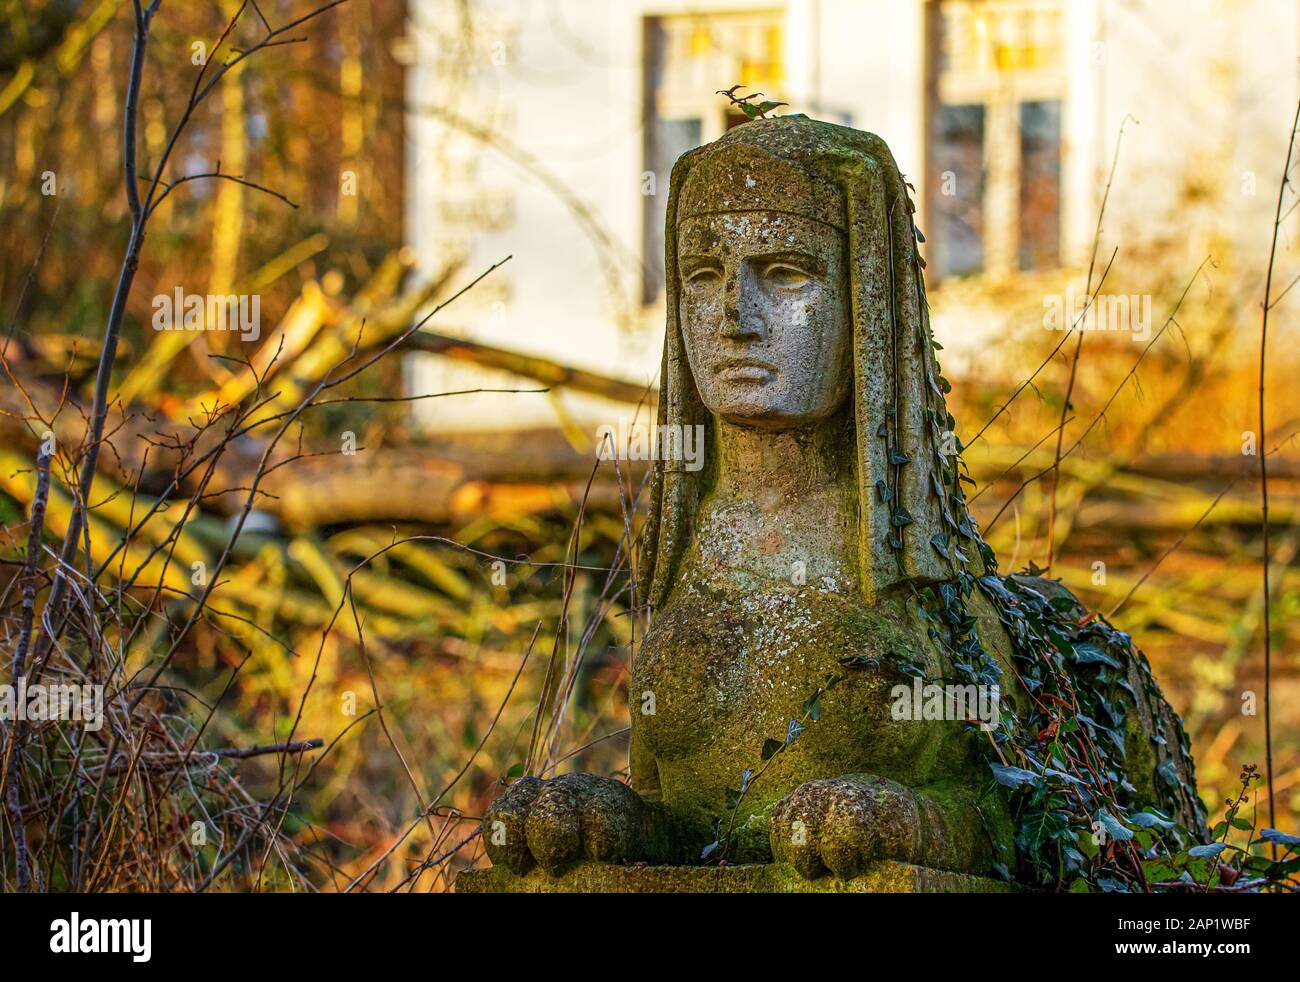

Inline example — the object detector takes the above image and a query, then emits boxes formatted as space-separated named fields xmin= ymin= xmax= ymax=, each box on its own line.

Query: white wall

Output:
xmin=405 ymin=0 xmax=655 ymax=431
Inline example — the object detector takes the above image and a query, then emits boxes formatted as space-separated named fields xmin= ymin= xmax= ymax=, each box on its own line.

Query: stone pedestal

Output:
xmin=455 ymin=861 xmax=1012 ymax=893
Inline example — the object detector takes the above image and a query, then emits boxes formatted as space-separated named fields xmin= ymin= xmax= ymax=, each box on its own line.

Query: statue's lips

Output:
xmin=716 ymin=358 xmax=776 ymax=382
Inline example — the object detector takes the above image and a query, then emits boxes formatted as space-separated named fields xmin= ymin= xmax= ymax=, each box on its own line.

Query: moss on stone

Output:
xmin=455 ymin=860 xmax=1015 ymax=894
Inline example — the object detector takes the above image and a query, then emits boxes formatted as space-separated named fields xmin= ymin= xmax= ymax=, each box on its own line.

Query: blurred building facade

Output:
xmin=403 ymin=0 xmax=1300 ymax=431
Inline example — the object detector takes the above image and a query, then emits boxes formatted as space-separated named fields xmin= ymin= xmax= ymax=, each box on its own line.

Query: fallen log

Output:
xmin=401 ymin=330 xmax=654 ymax=406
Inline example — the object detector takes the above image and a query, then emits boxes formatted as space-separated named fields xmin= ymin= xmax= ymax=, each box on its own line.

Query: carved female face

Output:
xmin=678 ymin=211 xmax=852 ymax=430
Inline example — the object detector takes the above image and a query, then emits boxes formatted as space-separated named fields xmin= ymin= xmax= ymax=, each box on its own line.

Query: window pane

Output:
xmin=932 ymin=103 xmax=985 ymax=279
xmin=1019 ymin=100 xmax=1061 ymax=271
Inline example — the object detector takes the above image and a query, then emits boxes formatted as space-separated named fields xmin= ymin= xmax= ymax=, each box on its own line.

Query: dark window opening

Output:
xmin=931 ymin=104 xmax=986 ymax=280
xmin=1019 ymin=99 xmax=1062 ymax=271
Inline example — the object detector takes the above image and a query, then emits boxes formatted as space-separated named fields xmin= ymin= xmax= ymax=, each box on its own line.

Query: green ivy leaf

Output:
xmin=802 ymin=693 xmax=822 ymax=721
xmin=1097 ymin=810 xmax=1135 ymax=842
xmin=990 ymin=763 xmax=1040 ymax=789
xmin=785 ymin=718 xmax=805 ymax=745
xmin=1072 ymin=642 xmax=1122 ymax=668
xmin=1260 ymin=828 xmax=1300 ymax=848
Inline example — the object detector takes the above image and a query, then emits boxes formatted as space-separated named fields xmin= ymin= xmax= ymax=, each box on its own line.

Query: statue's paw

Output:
xmin=481 ymin=773 xmax=645 ymax=875
xmin=770 ymin=776 xmax=921 ymax=880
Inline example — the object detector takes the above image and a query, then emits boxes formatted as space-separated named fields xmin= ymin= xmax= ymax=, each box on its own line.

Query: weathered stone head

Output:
xmin=643 ymin=116 xmax=975 ymax=609
xmin=473 ymin=117 xmax=1205 ymax=893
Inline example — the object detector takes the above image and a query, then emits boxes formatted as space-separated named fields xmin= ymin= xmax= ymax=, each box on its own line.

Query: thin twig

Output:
xmin=1 ymin=443 xmax=52 ymax=892
xmin=1256 ymin=99 xmax=1300 ymax=843
xmin=1045 ymin=116 xmax=1133 ymax=571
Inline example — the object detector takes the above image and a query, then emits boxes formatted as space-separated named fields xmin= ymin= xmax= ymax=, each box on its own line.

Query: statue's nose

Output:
xmin=720 ymin=266 xmax=764 ymax=340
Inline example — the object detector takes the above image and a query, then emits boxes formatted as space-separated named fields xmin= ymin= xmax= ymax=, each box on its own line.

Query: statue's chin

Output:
xmin=712 ymin=403 xmax=833 ymax=431
xmin=703 ymin=380 xmax=847 ymax=431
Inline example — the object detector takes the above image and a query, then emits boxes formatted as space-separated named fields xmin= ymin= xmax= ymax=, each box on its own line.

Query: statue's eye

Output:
xmin=685 ymin=266 xmax=722 ymax=286
xmin=760 ymin=262 xmax=813 ymax=289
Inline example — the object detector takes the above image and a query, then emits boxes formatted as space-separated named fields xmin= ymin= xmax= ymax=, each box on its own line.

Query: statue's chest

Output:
xmin=632 ymin=584 xmax=937 ymax=767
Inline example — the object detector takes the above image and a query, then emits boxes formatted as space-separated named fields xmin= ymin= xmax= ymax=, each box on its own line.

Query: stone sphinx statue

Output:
xmin=469 ymin=116 xmax=1206 ymax=892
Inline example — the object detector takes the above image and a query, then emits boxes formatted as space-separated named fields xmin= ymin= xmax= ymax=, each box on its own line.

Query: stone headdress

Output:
xmin=639 ymin=116 xmax=987 ymax=608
